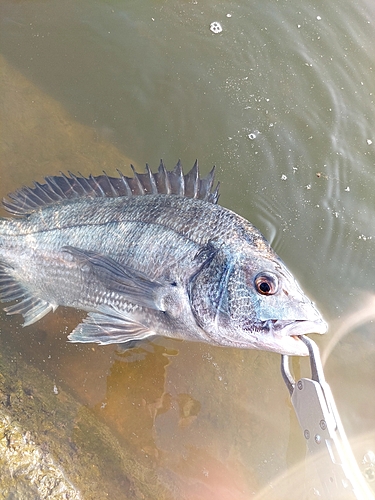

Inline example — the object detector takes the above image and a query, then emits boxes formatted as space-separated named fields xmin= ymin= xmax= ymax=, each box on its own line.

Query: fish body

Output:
xmin=0 ymin=162 xmax=327 ymax=355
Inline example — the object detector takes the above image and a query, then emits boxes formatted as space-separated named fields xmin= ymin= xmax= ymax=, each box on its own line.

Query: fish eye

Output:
xmin=254 ymin=273 xmax=278 ymax=295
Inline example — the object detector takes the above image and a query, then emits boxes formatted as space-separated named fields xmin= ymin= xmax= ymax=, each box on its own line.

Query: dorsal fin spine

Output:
xmin=35 ymin=181 xmax=58 ymax=203
xmin=157 ymin=160 xmax=171 ymax=195
xmin=71 ymin=173 xmax=92 ymax=196
xmin=192 ymin=160 xmax=199 ymax=198
xmin=200 ymin=166 xmax=216 ymax=202
xmin=25 ymin=185 xmax=46 ymax=205
xmin=175 ymin=160 xmax=184 ymax=196
xmin=130 ymin=165 xmax=145 ymax=195
xmin=70 ymin=172 xmax=90 ymax=197
xmin=10 ymin=189 xmax=38 ymax=207
xmin=44 ymin=176 xmax=65 ymax=199
xmin=88 ymin=174 xmax=106 ymax=197
xmin=116 ymin=169 xmax=133 ymax=197
xmin=103 ymin=171 xmax=119 ymax=197
xmin=184 ymin=160 xmax=199 ymax=199
xmin=61 ymin=172 xmax=79 ymax=197
xmin=3 ymin=161 xmax=220 ymax=216
xmin=146 ymin=164 xmax=158 ymax=194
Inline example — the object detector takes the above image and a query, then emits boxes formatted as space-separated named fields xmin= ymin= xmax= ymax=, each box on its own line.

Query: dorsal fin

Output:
xmin=2 ymin=161 xmax=220 ymax=216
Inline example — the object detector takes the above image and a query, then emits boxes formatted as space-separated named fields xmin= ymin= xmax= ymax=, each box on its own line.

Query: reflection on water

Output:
xmin=255 ymin=429 xmax=375 ymax=499
xmin=322 ymin=295 xmax=375 ymax=364
xmin=96 ymin=344 xmax=175 ymax=461
xmin=1 ymin=0 xmax=375 ymax=497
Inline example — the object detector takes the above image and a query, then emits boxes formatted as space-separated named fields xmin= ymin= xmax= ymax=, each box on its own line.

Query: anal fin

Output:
xmin=0 ymin=265 xmax=57 ymax=325
xmin=68 ymin=304 xmax=154 ymax=345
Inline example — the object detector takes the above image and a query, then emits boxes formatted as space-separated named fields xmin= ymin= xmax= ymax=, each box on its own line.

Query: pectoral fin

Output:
xmin=63 ymin=246 xmax=166 ymax=311
xmin=68 ymin=305 xmax=154 ymax=345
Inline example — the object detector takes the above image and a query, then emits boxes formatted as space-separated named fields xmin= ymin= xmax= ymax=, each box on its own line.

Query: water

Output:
xmin=1 ymin=0 xmax=375 ymax=497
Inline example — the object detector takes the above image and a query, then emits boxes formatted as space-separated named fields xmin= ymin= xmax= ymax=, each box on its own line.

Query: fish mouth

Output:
xmin=269 ymin=318 xmax=328 ymax=337
xmin=254 ymin=319 xmax=328 ymax=356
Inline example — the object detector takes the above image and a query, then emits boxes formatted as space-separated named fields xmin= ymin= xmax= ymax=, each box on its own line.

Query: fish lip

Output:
xmin=263 ymin=334 xmax=310 ymax=356
xmin=251 ymin=318 xmax=328 ymax=356
xmin=267 ymin=318 xmax=328 ymax=337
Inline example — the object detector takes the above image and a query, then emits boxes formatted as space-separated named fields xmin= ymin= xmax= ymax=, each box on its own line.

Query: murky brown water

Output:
xmin=1 ymin=0 xmax=375 ymax=498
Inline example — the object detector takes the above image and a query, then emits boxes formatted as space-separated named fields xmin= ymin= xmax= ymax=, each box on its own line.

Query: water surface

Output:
xmin=1 ymin=0 xmax=375 ymax=498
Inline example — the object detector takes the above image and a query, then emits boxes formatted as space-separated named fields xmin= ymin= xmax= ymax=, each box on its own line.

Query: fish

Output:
xmin=0 ymin=161 xmax=327 ymax=356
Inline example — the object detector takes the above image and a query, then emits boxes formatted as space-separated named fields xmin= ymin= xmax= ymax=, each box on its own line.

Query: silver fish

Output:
xmin=0 ymin=161 xmax=327 ymax=355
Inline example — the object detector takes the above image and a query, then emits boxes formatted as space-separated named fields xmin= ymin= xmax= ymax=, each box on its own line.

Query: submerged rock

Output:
xmin=0 ymin=335 xmax=171 ymax=500
xmin=0 ymin=413 xmax=81 ymax=499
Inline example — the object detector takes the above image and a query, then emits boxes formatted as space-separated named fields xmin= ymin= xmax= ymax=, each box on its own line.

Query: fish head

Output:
xmin=189 ymin=241 xmax=327 ymax=355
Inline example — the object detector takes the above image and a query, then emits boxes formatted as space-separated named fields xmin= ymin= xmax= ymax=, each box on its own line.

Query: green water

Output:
xmin=1 ymin=0 xmax=375 ymax=497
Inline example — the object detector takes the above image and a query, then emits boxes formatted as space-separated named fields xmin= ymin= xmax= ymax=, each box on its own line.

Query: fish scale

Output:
xmin=0 ymin=161 xmax=327 ymax=354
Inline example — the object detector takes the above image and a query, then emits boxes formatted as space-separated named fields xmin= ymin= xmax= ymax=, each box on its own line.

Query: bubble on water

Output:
xmin=363 ymin=451 xmax=375 ymax=465
xmin=366 ymin=139 xmax=373 ymax=145
xmin=359 ymin=234 xmax=372 ymax=241
xmin=364 ymin=467 xmax=375 ymax=482
xmin=247 ymin=130 xmax=259 ymax=140
xmin=363 ymin=451 xmax=375 ymax=482
xmin=210 ymin=21 xmax=222 ymax=34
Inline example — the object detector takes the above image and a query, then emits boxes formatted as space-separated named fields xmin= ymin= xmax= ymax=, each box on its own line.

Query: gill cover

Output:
xmin=189 ymin=241 xmax=235 ymax=336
